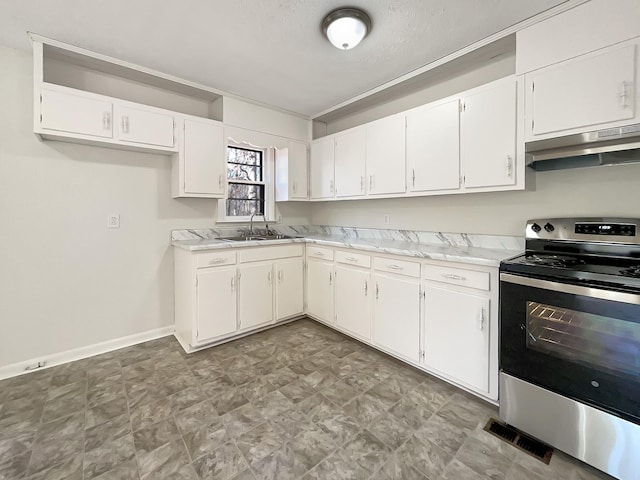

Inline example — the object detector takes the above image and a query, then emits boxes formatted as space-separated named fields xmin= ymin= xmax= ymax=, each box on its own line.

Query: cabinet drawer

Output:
xmin=335 ymin=250 xmax=371 ymax=268
xmin=239 ymin=244 xmax=303 ymax=263
xmin=373 ymin=257 xmax=421 ymax=278
xmin=424 ymin=264 xmax=490 ymax=291
xmin=196 ymin=250 xmax=237 ymax=268
xmin=307 ymin=246 xmax=334 ymax=261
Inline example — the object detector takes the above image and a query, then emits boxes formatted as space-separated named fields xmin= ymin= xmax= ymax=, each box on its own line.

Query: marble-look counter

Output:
xmin=172 ymin=226 xmax=523 ymax=268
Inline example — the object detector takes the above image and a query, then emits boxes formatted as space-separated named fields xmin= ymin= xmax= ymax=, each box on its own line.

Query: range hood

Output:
xmin=526 ymin=123 xmax=640 ymax=171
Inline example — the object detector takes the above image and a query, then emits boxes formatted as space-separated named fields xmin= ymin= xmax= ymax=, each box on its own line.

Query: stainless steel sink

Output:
xmin=218 ymin=236 xmax=267 ymax=242
xmin=217 ymin=234 xmax=299 ymax=242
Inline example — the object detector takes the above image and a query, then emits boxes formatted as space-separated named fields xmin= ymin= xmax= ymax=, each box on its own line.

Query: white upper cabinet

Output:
xmin=174 ymin=117 xmax=225 ymax=198
xmin=525 ymin=44 xmax=637 ymax=140
xmin=275 ymin=140 xmax=309 ymax=201
xmin=461 ymin=79 xmax=517 ymax=189
xmin=334 ymin=127 xmax=366 ymax=198
xmin=406 ymin=99 xmax=460 ymax=193
xmin=116 ymin=105 xmax=175 ymax=148
xmin=365 ymin=115 xmax=406 ymax=195
xmin=40 ymin=88 xmax=113 ymax=139
xmin=310 ymin=136 xmax=335 ymax=199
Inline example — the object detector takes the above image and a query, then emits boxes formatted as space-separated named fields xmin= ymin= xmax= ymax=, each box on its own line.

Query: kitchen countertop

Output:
xmin=172 ymin=234 xmax=521 ymax=267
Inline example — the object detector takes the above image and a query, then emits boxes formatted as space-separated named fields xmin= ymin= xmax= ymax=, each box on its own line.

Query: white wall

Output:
xmin=0 ymin=45 xmax=310 ymax=369
xmin=310 ymin=164 xmax=640 ymax=236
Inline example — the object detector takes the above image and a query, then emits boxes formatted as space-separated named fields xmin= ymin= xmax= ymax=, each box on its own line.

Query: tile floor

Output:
xmin=0 ymin=318 xmax=614 ymax=480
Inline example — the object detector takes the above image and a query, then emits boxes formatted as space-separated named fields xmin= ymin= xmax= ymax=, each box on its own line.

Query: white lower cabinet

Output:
xmin=423 ymin=285 xmax=491 ymax=393
xmin=238 ymin=263 xmax=274 ymax=330
xmin=195 ymin=266 xmax=237 ymax=343
xmin=275 ymin=258 xmax=304 ymax=320
xmin=335 ymin=265 xmax=371 ymax=340
xmin=373 ymin=273 xmax=421 ymax=363
xmin=306 ymin=258 xmax=335 ymax=324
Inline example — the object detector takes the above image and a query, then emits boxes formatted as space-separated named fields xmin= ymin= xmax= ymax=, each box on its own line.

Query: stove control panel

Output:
xmin=575 ymin=223 xmax=636 ymax=236
xmin=526 ymin=218 xmax=640 ymax=244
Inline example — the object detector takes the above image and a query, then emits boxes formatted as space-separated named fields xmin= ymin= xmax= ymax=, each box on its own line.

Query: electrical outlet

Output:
xmin=107 ymin=214 xmax=120 ymax=229
xmin=384 ymin=214 xmax=390 ymax=225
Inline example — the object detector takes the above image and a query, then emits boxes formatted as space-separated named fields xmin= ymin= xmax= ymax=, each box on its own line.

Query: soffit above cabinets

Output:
xmin=0 ymin=0 xmax=575 ymax=117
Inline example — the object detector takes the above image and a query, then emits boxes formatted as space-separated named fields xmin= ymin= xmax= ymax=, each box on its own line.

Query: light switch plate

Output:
xmin=107 ymin=214 xmax=120 ymax=229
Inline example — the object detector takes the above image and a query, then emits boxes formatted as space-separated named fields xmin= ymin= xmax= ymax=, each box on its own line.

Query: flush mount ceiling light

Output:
xmin=322 ymin=8 xmax=372 ymax=50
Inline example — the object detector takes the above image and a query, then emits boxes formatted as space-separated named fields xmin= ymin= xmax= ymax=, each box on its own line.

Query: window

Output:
xmin=226 ymin=146 xmax=265 ymax=217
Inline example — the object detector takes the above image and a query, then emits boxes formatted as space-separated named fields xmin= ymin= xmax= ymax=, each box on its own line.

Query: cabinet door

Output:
xmin=183 ymin=119 xmax=225 ymax=196
xmin=310 ymin=137 xmax=335 ymax=199
xmin=366 ymin=115 xmax=406 ymax=195
xmin=373 ymin=274 xmax=421 ymax=363
xmin=424 ymin=286 xmax=490 ymax=393
xmin=238 ymin=263 xmax=274 ymax=330
xmin=275 ymin=258 xmax=304 ymax=320
xmin=290 ymin=141 xmax=309 ymax=199
xmin=528 ymin=44 xmax=636 ymax=138
xmin=306 ymin=259 xmax=334 ymax=323
xmin=196 ymin=266 xmax=237 ymax=343
xmin=40 ymin=89 xmax=113 ymax=139
xmin=335 ymin=128 xmax=366 ymax=198
xmin=406 ymin=100 xmax=460 ymax=192
xmin=461 ymin=80 xmax=517 ymax=189
xmin=117 ymin=105 xmax=175 ymax=147
xmin=335 ymin=266 xmax=371 ymax=340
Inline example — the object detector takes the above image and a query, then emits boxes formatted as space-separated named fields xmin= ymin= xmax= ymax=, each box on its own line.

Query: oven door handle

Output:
xmin=500 ymin=273 xmax=640 ymax=305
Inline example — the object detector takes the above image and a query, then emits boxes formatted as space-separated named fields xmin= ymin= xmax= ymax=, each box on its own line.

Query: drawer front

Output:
xmin=373 ymin=256 xmax=421 ymax=278
xmin=335 ymin=250 xmax=371 ymax=268
xmin=196 ymin=250 xmax=237 ymax=268
xmin=307 ymin=246 xmax=334 ymax=261
xmin=239 ymin=244 xmax=303 ymax=263
xmin=424 ymin=264 xmax=490 ymax=291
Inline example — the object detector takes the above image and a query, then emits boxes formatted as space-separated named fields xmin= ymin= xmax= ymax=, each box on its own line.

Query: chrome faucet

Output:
xmin=249 ymin=212 xmax=264 ymax=236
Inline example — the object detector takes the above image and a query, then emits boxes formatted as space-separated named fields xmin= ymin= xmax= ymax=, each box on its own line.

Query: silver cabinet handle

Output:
xmin=103 ymin=112 xmax=111 ymax=130
xmin=268 ymin=271 xmax=272 ymax=284
xmin=364 ymin=280 xmax=368 ymax=296
xmin=293 ymin=181 xmax=297 ymax=193
xmin=329 ymin=271 xmax=333 ymax=285
xmin=620 ymin=81 xmax=630 ymax=108
xmin=315 ymin=251 xmax=325 ymax=257
xmin=329 ymin=180 xmax=334 ymax=193
xmin=231 ymin=275 xmax=235 ymax=291
xmin=387 ymin=264 xmax=403 ymax=270
xmin=479 ymin=307 xmax=485 ymax=331
xmin=209 ymin=258 xmax=225 ymax=265
xmin=506 ymin=155 xmax=513 ymax=177
xmin=278 ymin=270 xmax=282 ymax=283
xmin=412 ymin=169 xmax=416 ymax=187
xmin=443 ymin=274 xmax=466 ymax=281
xmin=121 ymin=115 xmax=129 ymax=134
xmin=345 ymin=256 xmax=358 ymax=262
xmin=218 ymin=174 xmax=223 ymax=189
xmin=360 ymin=176 xmax=364 ymax=192
xmin=375 ymin=282 xmax=379 ymax=299
xmin=369 ymin=175 xmax=373 ymax=191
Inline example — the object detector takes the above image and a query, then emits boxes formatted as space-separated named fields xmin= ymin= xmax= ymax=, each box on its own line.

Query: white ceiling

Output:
xmin=0 ymin=0 xmax=568 ymax=117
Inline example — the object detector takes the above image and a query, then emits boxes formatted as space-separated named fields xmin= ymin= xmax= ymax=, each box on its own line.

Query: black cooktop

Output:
xmin=502 ymin=253 xmax=640 ymax=291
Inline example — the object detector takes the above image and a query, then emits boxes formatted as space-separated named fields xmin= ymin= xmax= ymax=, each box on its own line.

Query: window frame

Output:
xmin=217 ymin=140 xmax=275 ymax=223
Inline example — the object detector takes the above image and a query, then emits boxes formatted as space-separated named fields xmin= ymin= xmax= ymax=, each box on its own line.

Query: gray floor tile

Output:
xmin=183 ymin=418 xmax=232 ymax=461
xmin=455 ymin=436 xmax=513 ymax=480
xmin=83 ymin=433 xmax=136 ymax=479
xmin=133 ymin=418 xmax=181 ymax=454
xmin=192 ymin=442 xmax=248 ymax=480
xmin=396 ymin=434 xmax=452 ymax=479
xmin=137 ymin=438 xmax=191 ymax=479
xmin=340 ymin=429 xmax=391 ymax=474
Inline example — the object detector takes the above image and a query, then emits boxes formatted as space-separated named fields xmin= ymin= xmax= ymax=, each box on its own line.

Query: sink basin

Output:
xmin=217 ymin=234 xmax=299 ymax=242
xmin=218 ymin=236 xmax=267 ymax=242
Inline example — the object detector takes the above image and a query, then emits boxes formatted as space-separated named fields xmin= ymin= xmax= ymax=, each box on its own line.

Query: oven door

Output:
xmin=500 ymin=272 xmax=640 ymax=424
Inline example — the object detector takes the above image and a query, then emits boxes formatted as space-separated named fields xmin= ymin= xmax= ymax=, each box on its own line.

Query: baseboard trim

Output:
xmin=0 ymin=325 xmax=175 ymax=381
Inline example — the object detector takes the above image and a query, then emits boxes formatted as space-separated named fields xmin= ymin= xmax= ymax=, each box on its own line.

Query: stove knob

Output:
xmin=544 ymin=222 xmax=555 ymax=233
xmin=531 ymin=223 xmax=542 ymax=233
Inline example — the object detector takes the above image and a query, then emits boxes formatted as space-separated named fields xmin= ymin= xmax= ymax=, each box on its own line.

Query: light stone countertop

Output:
xmin=171 ymin=233 xmax=521 ymax=268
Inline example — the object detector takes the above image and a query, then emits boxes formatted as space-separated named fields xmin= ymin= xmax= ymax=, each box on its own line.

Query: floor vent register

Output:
xmin=483 ymin=418 xmax=554 ymax=464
